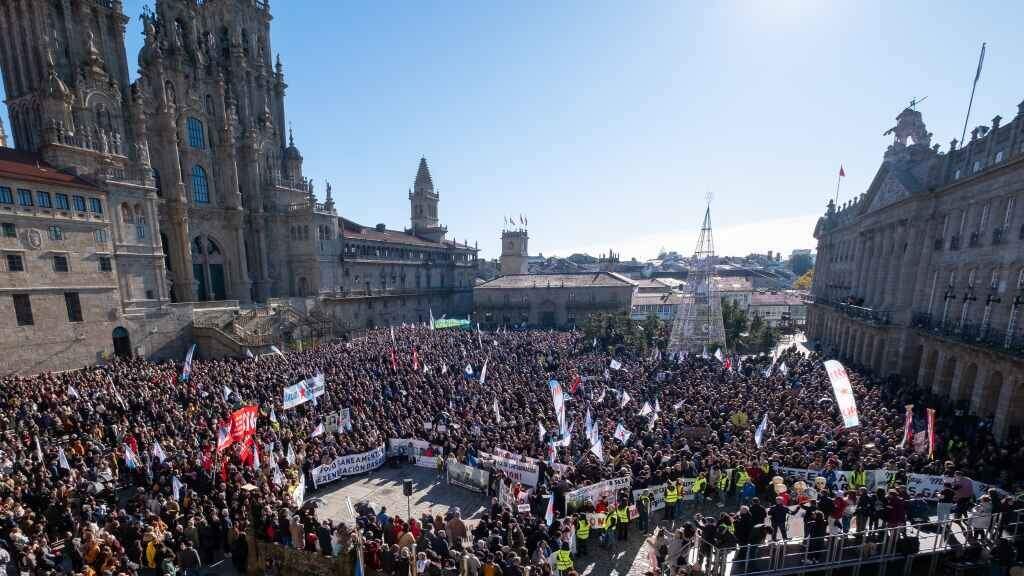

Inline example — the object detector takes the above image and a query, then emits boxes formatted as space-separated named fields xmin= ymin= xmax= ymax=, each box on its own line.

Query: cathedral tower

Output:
xmin=500 ymin=226 xmax=529 ymax=276
xmin=0 ymin=0 xmax=133 ymax=153
xmin=408 ymin=157 xmax=447 ymax=242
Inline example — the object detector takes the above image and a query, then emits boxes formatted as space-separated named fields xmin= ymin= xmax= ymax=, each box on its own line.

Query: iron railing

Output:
xmin=912 ymin=312 xmax=1024 ymax=357
xmin=688 ymin=514 xmax=1021 ymax=576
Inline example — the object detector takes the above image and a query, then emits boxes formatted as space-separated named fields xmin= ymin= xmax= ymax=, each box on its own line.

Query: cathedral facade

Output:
xmin=0 ymin=0 xmax=477 ymax=373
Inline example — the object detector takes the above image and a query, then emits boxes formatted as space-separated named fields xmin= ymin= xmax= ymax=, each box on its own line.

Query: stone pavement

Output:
xmin=307 ymin=463 xmax=749 ymax=575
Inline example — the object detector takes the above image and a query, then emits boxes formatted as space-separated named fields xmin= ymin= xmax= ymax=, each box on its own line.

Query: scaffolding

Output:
xmin=668 ymin=201 xmax=726 ymax=355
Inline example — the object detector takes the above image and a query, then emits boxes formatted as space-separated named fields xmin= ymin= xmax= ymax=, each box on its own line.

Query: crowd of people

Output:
xmin=0 ymin=325 xmax=1021 ymax=575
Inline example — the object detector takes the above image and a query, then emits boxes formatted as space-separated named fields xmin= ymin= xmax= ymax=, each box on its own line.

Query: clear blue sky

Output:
xmin=3 ymin=1 xmax=1022 ymax=260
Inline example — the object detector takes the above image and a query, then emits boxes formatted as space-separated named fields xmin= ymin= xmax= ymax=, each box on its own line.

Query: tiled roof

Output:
xmin=713 ymin=277 xmax=753 ymax=292
xmin=0 ymin=148 xmax=98 ymax=190
xmin=632 ymin=292 xmax=684 ymax=306
xmin=339 ymin=217 xmax=473 ymax=250
xmin=476 ymin=272 xmax=637 ymax=289
xmin=750 ymin=292 xmax=804 ymax=306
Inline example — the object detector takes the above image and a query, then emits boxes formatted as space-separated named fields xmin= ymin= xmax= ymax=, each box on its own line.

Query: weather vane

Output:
xmin=909 ymin=96 xmax=928 ymax=110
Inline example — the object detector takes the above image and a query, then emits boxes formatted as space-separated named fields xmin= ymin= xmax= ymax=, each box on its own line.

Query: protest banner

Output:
xmin=311 ymin=445 xmax=386 ymax=487
xmin=447 ymin=459 xmax=490 ymax=493
xmin=824 ymin=360 xmax=860 ymax=428
xmin=565 ymin=477 xmax=631 ymax=513
xmin=498 ymin=480 xmax=533 ymax=510
xmin=282 ymin=373 xmax=326 ymax=409
xmin=229 ymin=405 xmax=258 ymax=443
xmin=480 ymin=450 xmax=541 ymax=486
xmin=325 ymin=412 xmax=340 ymax=434
xmin=631 ymin=478 xmax=698 ymax=511
xmin=339 ymin=408 xmax=352 ymax=432
xmin=388 ymin=438 xmax=443 ymax=468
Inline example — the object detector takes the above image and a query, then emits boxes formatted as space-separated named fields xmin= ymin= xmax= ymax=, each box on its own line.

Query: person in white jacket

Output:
xmin=967 ymin=494 xmax=993 ymax=544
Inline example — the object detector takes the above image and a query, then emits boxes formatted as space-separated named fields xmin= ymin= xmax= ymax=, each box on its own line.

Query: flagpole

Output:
xmin=834 ymin=172 xmax=842 ymax=206
xmin=959 ymin=42 xmax=986 ymax=147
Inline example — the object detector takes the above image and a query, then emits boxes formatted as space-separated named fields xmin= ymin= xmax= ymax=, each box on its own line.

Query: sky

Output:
xmin=3 ymin=0 xmax=1023 ymax=260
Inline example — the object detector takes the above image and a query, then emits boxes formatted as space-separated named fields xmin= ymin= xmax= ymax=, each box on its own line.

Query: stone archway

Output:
xmin=938 ymin=355 xmax=958 ymax=398
xmin=872 ymin=336 xmax=886 ymax=375
xmin=975 ymin=370 xmax=1002 ymax=420
xmin=112 ymin=327 xmax=132 ymax=359
xmin=921 ymin=348 xmax=939 ymax=391
xmin=994 ymin=380 xmax=1024 ymax=440
xmin=955 ymin=362 xmax=978 ymax=403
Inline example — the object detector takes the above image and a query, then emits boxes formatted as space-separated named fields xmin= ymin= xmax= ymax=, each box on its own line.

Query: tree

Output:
xmin=794 ymin=268 xmax=814 ymax=290
xmin=721 ymin=299 xmax=748 ymax=351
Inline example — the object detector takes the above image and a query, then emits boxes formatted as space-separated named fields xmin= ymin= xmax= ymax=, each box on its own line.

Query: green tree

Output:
xmin=794 ymin=268 xmax=814 ymax=290
xmin=721 ymin=299 xmax=749 ymax=350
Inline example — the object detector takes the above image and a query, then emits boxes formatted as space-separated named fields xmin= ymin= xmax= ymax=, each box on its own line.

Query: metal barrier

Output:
xmin=686 ymin=513 xmax=1021 ymax=576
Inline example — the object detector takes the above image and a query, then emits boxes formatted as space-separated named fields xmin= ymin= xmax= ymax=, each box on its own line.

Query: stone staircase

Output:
xmin=193 ymin=302 xmax=338 ymax=358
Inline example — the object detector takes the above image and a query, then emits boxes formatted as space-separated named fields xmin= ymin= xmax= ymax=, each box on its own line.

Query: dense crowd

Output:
xmin=0 ymin=325 xmax=1021 ymax=575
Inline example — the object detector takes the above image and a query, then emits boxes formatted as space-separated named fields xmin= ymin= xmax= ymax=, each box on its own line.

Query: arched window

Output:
xmin=120 ymin=203 xmax=132 ymax=223
xmin=134 ymin=205 xmax=146 ymax=240
xmin=187 ymin=117 xmax=205 ymax=149
xmin=192 ymin=165 xmax=210 ymax=203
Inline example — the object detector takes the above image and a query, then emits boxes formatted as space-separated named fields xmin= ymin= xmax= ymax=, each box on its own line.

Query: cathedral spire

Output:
xmin=414 ymin=156 xmax=434 ymax=195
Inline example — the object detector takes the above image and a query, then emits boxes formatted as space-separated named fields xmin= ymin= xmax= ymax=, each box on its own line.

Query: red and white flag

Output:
xmin=927 ymin=408 xmax=936 ymax=459
xmin=412 ymin=348 xmax=420 ymax=372
xmin=898 ymin=404 xmax=914 ymax=449
xmin=216 ymin=421 xmax=234 ymax=453
xmin=839 ymin=165 xmax=846 ymax=178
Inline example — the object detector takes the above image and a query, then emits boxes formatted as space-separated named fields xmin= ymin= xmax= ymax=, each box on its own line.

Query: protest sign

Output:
xmin=311 ymin=445 xmax=386 ymax=487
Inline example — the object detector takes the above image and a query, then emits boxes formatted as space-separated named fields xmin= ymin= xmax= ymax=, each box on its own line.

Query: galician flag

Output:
xmin=714 ymin=348 xmax=724 ymax=363
xmin=479 ymin=359 xmax=488 ymax=386
xmin=123 ymin=443 xmax=142 ymax=470
xmin=152 ymin=441 xmax=167 ymax=464
xmin=639 ymin=401 xmax=653 ymax=417
xmin=614 ymin=423 xmax=632 ymax=444
xmin=538 ymin=422 xmax=546 ymax=441
xmin=545 ymin=494 xmax=555 ymax=526
xmin=620 ymin=390 xmax=632 ymax=408
xmin=754 ymin=413 xmax=769 ymax=448
xmin=180 ymin=344 xmax=197 ymax=381
xmin=57 ymin=447 xmax=71 ymax=470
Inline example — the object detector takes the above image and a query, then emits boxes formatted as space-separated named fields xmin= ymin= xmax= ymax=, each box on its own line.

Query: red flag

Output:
xmin=230 ymin=405 xmax=259 ymax=443
xmin=220 ymin=458 xmax=230 ymax=482
xmin=201 ymin=447 xmax=213 ymax=472
xmin=239 ymin=436 xmax=255 ymax=466
xmin=839 ymin=165 xmax=846 ymax=178
xmin=569 ymin=373 xmax=582 ymax=394
xmin=723 ymin=358 xmax=732 ymax=371
xmin=412 ymin=348 xmax=420 ymax=371
xmin=390 ymin=349 xmax=398 ymax=371
xmin=926 ymin=408 xmax=936 ymax=459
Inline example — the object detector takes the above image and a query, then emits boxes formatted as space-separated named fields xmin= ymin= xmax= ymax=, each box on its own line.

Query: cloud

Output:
xmin=546 ymin=213 xmax=820 ymax=260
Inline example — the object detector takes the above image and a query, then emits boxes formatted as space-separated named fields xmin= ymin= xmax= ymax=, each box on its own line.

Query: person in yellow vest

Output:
xmin=601 ymin=512 xmax=616 ymax=549
xmin=555 ymin=542 xmax=573 ymax=575
xmin=575 ymin=513 xmax=590 ymax=556
xmin=851 ymin=464 xmax=868 ymax=491
xmin=615 ymin=500 xmax=630 ymax=541
xmin=736 ymin=468 xmax=751 ymax=506
xmin=692 ymin=472 xmax=708 ymax=507
xmin=717 ymin=467 xmax=732 ymax=507
xmin=638 ymin=490 xmax=653 ymax=533
xmin=664 ymin=482 xmax=679 ymax=521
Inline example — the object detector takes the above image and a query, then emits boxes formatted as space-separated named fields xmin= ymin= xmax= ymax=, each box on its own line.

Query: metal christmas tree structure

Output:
xmin=668 ymin=200 xmax=726 ymax=355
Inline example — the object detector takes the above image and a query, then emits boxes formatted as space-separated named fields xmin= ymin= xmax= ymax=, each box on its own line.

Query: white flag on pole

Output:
xmin=270 ymin=345 xmax=285 ymax=357
xmin=538 ymin=422 xmax=546 ymax=441
xmin=610 ymin=359 xmax=622 ymax=371
xmin=479 ymin=359 xmax=488 ymax=386
xmin=714 ymin=348 xmax=724 ymax=362
xmin=152 ymin=441 xmax=167 ymax=464
xmin=310 ymin=422 xmax=325 ymax=437
xmin=620 ymin=390 xmax=632 ymax=408
xmin=67 ymin=385 xmax=80 ymax=400
xmin=639 ymin=401 xmax=653 ymax=417
xmin=779 ymin=362 xmax=789 ymax=377
xmin=754 ymin=413 xmax=769 ymax=448
xmin=493 ymin=397 xmax=501 ymax=422
xmin=223 ymin=385 xmax=233 ymax=402
xmin=614 ymin=423 xmax=632 ymax=444
xmin=172 ymin=476 xmax=183 ymax=501
xmin=589 ymin=434 xmax=604 ymax=462
xmin=34 ymin=436 xmax=44 ymax=463
xmin=57 ymin=447 xmax=71 ymax=470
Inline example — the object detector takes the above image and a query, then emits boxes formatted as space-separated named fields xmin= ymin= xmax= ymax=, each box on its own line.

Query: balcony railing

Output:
xmin=932 ymin=238 xmax=943 ymax=251
xmin=969 ymin=231 xmax=981 ymax=248
xmin=949 ymin=235 xmax=961 ymax=250
xmin=992 ymin=226 xmax=1005 ymax=245
xmin=815 ymin=298 xmax=891 ymax=325
xmin=912 ymin=312 xmax=1024 ymax=357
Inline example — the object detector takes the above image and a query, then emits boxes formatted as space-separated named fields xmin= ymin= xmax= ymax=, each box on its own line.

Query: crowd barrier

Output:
xmin=688 ymin=513 xmax=1022 ymax=576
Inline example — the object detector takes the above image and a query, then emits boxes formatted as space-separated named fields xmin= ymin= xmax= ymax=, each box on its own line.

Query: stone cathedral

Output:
xmin=0 ymin=0 xmax=477 ymax=374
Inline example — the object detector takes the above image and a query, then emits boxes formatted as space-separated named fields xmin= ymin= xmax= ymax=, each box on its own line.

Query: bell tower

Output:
xmin=500 ymin=226 xmax=529 ymax=276
xmin=408 ymin=157 xmax=447 ymax=242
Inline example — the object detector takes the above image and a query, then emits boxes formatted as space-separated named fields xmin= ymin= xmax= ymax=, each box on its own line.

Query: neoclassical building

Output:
xmin=0 ymin=0 xmax=477 ymax=371
xmin=808 ymin=101 xmax=1024 ymax=440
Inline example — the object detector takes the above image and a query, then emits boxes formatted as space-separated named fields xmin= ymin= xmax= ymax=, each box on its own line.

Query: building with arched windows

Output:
xmin=808 ymin=102 xmax=1024 ymax=441
xmin=0 ymin=1 xmax=478 ymax=373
